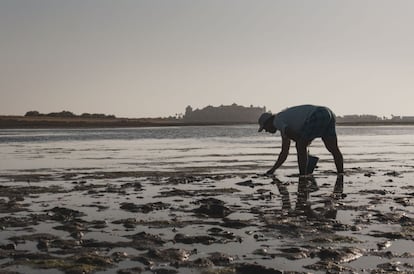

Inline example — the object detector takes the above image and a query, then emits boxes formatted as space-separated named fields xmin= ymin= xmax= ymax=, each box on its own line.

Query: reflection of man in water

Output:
xmin=274 ymin=175 xmax=344 ymax=219
xmin=258 ymin=105 xmax=344 ymax=176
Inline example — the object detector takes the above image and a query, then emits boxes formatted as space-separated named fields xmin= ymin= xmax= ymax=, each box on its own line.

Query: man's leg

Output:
xmin=296 ymin=141 xmax=308 ymax=176
xmin=322 ymin=136 xmax=344 ymax=174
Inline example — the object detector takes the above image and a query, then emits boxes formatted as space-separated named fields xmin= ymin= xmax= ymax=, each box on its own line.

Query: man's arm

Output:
xmin=266 ymin=135 xmax=291 ymax=175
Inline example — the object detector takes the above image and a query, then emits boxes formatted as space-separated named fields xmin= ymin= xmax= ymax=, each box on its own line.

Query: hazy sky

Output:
xmin=1 ymin=0 xmax=414 ymax=118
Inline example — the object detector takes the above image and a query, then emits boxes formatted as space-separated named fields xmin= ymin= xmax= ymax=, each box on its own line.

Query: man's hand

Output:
xmin=266 ymin=167 xmax=276 ymax=176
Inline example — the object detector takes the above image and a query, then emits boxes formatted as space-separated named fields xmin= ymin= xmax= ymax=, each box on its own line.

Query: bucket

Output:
xmin=306 ymin=155 xmax=319 ymax=174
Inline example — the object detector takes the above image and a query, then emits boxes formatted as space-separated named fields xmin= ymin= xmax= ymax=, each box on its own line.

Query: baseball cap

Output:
xmin=258 ymin=112 xmax=273 ymax=132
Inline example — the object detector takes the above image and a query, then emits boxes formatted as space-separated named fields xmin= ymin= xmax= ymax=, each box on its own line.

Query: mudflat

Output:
xmin=0 ymin=167 xmax=413 ymax=274
xmin=1 ymin=126 xmax=413 ymax=273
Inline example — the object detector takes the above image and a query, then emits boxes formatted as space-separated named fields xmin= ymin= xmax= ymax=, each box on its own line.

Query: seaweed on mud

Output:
xmin=304 ymin=260 xmax=356 ymax=272
xmin=384 ymin=171 xmax=402 ymax=177
xmin=369 ymin=230 xmax=411 ymax=240
xmin=155 ymin=187 xmax=240 ymax=198
xmin=8 ymin=233 xmax=87 ymax=254
xmin=0 ymin=215 xmax=40 ymax=228
xmin=127 ymin=231 xmax=167 ymax=250
xmin=375 ymin=261 xmax=414 ymax=272
xmin=53 ymin=221 xmax=87 ymax=234
xmin=112 ymin=217 xmax=141 ymax=229
xmin=9 ymin=251 xmax=114 ymax=274
xmin=0 ymin=184 xmax=64 ymax=198
xmin=395 ymin=196 xmax=413 ymax=206
xmin=81 ymin=203 xmax=110 ymax=212
xmin=0 ymin=199 xmax=28 ymax=213
xmin=166 ymin=176 xmax=203 ymax=185
xmin=9 ymin=233 xmax=61 ymax=247
xmin=201 ymin=268 xmax=236 ymax=274
xmin=47 ymin=207 xmax=86 ymax=222
xmin=201 ymin=263 xmax=286 ymax=274
xmin=261 ymin=215 xmax=303 ymax=237
xmin=145 ymin=248 xmax=193 ymax=262
xmin=372 ymin=211 xmax=406 ymax=223
xmin=154 ymin=188 xmax=193 ymax=198
xmin=207 ymin=227 xmax=242 ymax=242
xmin=208 ymin=252 xmax=236 ymax=266
xmin=0 ymin=173 xmax=55 ymax=183
xmin=113 ymin=217 xmax=198 ymax=229
xmin=276 ymin=247 xmax=312 ymax=260
xmin=174 ymin=254 xmax=239 ymax=269
xmin=120 ymin=201 xmax=171 ymax=213
xmin=317 ymin=247 xmax=363 ymax=263
xmin=176 ymin=257 xmax=215 ymax=268
xmin=261 ymin=210 xmax=351 ymax=239
xmin=120 ymin=181 xmax=144 ymax=191
xmin=78 ymin=239 xmax=135 ymax=253
xmin=174 ymin=233 xmax=217 ymax=245
xmin=359 ymin=189 xmax=394 ymax=195
xmin=309 ymin=234 xmax=362 ymax=244
xmin=369 ymin=217 xmax=414 ymax=240
xmin=369 ymin=250 xmax=414 ymax=259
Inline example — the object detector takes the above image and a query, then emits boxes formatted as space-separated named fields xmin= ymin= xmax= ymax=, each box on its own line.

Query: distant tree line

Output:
xmin=24 ymin=110 xmax=116 ymax=119
xmin=336 ymin=114 xmax=414 ymax=123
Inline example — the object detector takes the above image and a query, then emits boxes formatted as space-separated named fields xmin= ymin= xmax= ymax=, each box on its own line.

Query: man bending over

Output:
xmin=258 ymin=104 xmax=343 ymax=176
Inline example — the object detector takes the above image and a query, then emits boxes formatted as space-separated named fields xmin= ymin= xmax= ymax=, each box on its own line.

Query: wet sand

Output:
xmin=0 ymin=165 xmax=413 ymax=274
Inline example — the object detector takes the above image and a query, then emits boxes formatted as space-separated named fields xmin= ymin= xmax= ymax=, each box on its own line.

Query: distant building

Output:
xmin=183 ymin=103 xmax=266 ymax=123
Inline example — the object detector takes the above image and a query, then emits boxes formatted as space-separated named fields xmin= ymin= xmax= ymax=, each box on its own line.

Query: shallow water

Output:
xmin=0 ymin=125 xmax=414 ymax=273
xmin=1 ymin=125 xmax=414 ymax=174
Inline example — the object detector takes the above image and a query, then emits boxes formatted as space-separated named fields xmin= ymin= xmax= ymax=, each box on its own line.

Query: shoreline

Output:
xmin=1 ymin=115 xmax=414 ymax=129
